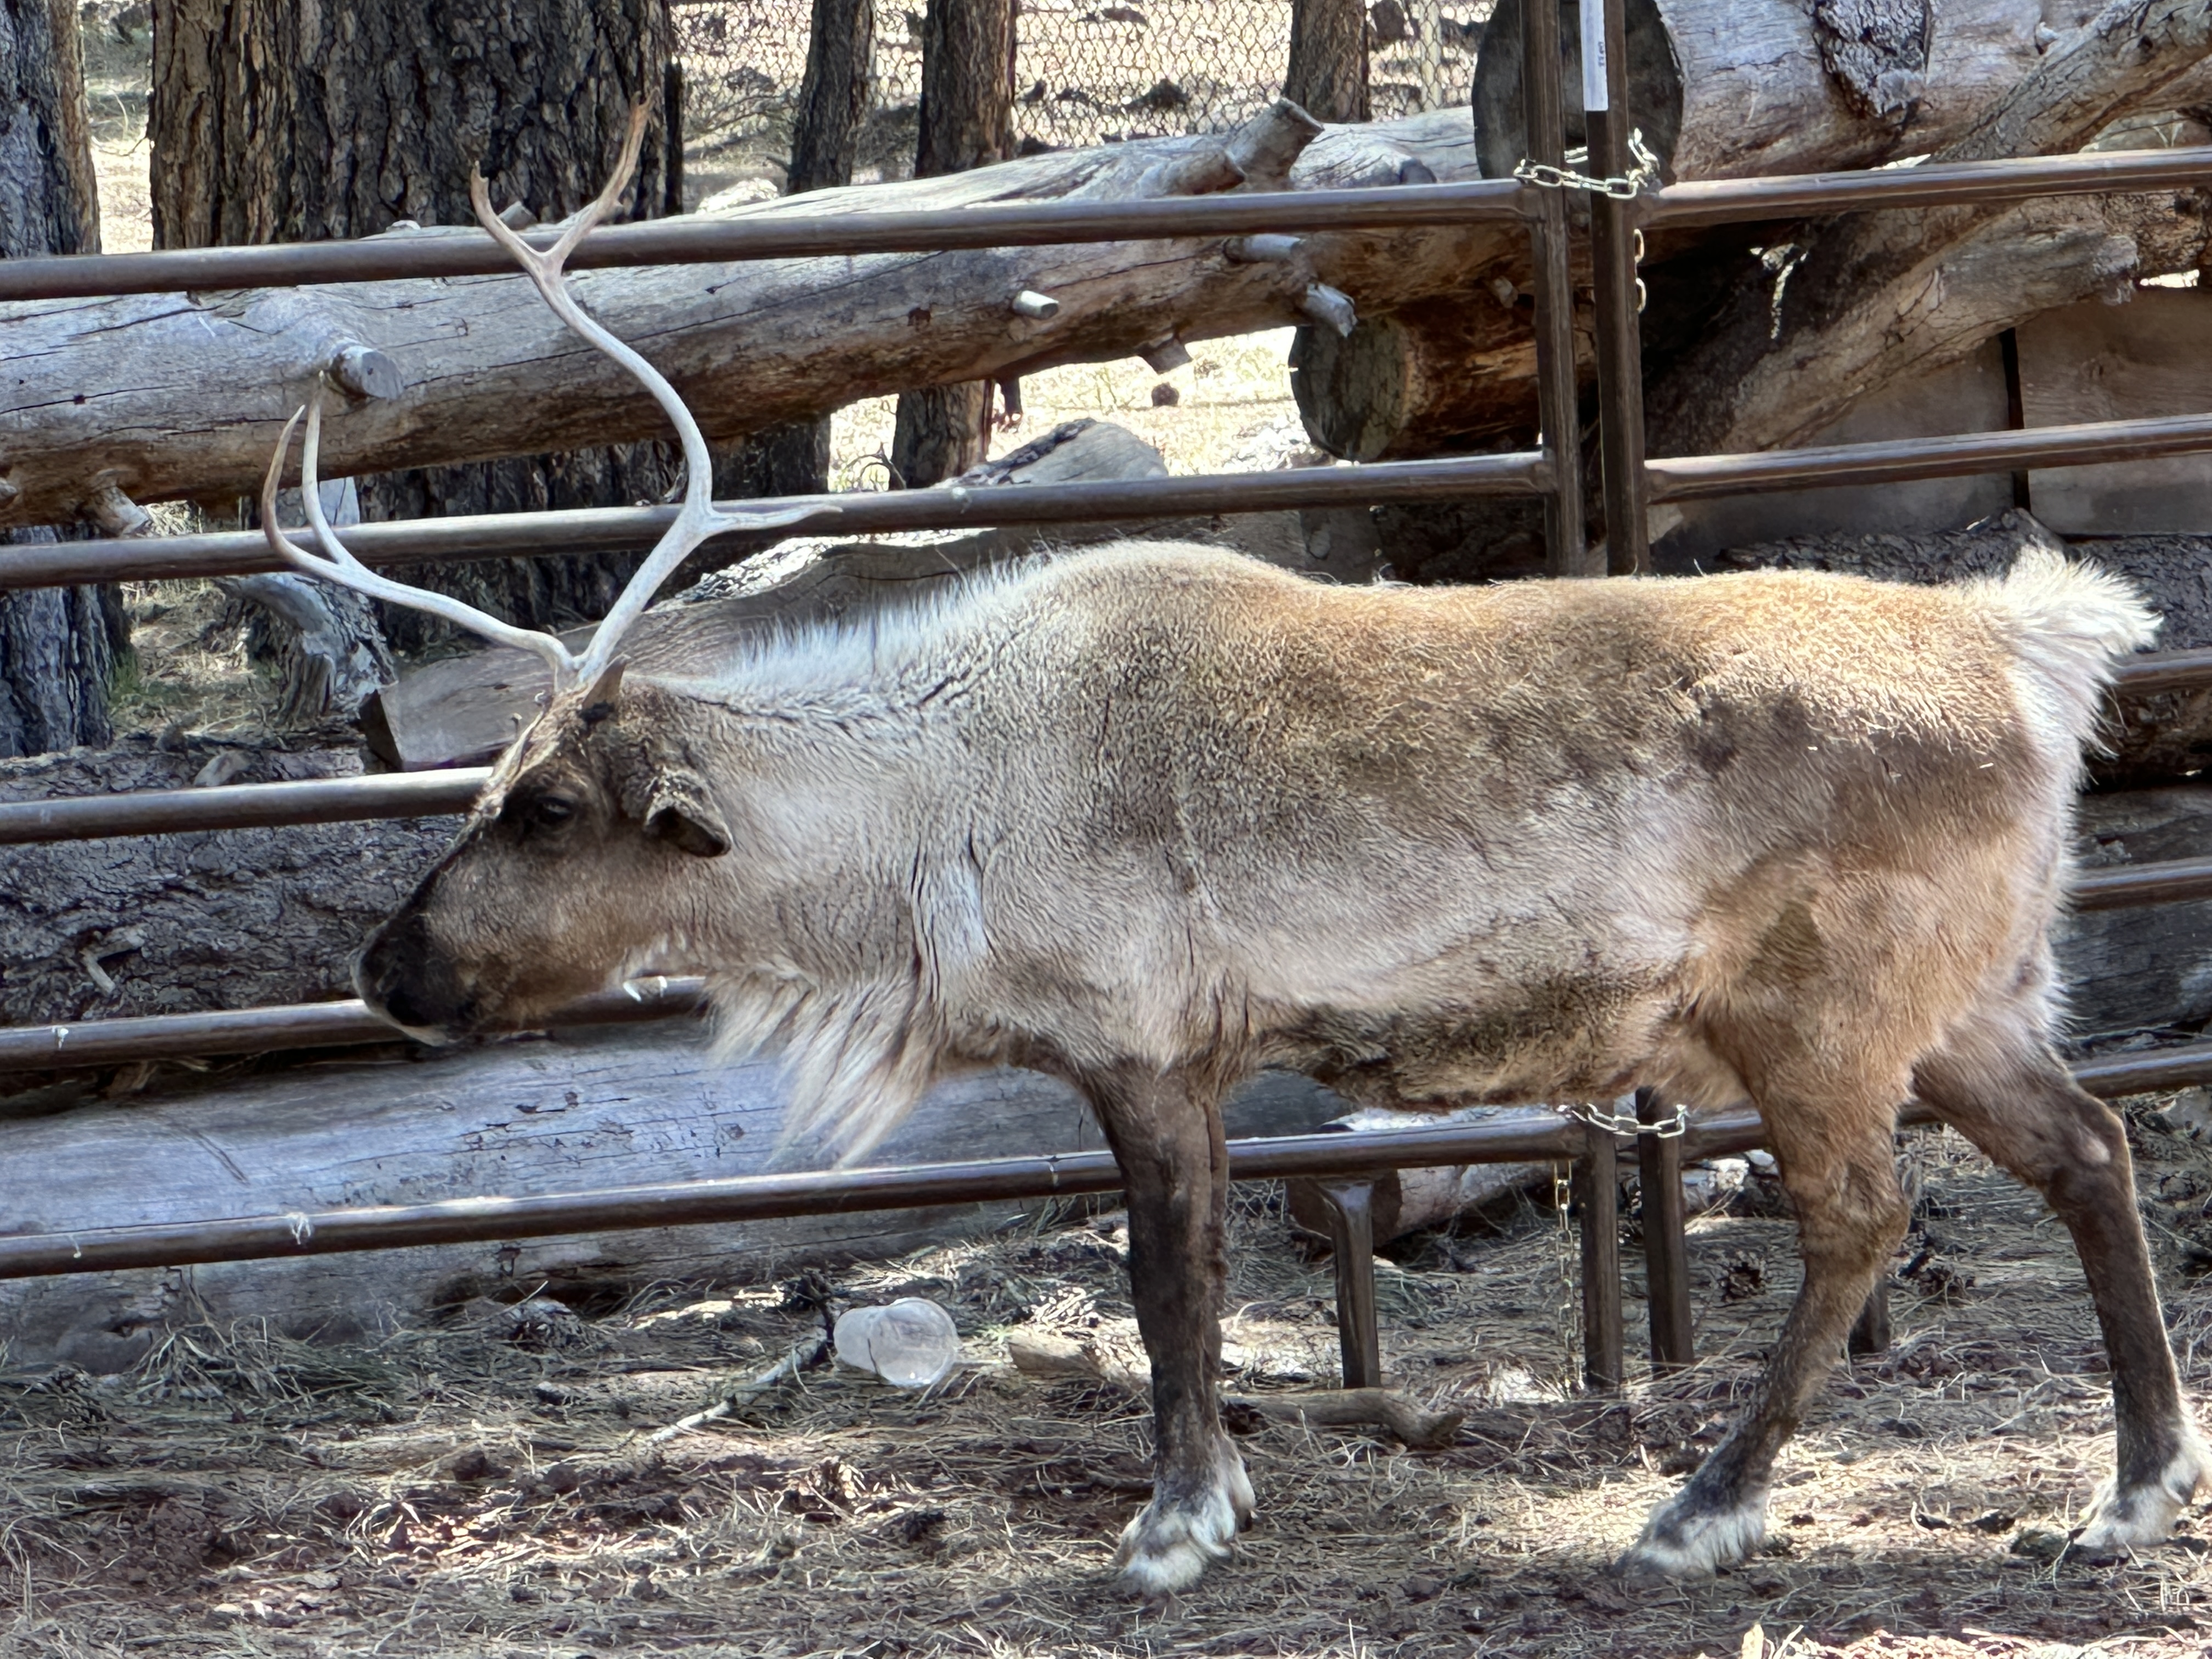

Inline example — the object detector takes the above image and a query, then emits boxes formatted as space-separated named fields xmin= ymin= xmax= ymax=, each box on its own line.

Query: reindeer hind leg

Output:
xmin=1914 ymin=1008 xmax=2208 ymax=1553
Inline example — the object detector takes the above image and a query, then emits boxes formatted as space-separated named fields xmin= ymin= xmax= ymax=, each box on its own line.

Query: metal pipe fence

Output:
xmin=3 ymin=0 xmax=2211 ymax=1396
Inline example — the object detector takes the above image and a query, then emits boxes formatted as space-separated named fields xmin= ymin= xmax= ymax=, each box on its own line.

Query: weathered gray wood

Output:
xmin=0 ymin=1025 xmax=1348 ymax=1369
xmin=1474 ymin=0 xmax=2041 ymax=184
xmin=2058 ymin=786 xmax=2212 ymax=1041
xmin=364 ymin=421 xmax=1368 ymax=772
xmin=2019 ymin=286 xmax=2212 ymax=534
xmin=0 ymin=106 xmax=1500 ymax=531
xmin=1644 ymin=0 xmax=2212 ymax=465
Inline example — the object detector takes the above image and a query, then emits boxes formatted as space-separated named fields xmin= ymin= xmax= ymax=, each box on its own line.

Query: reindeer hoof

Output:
xmin=1111 ymin=1442 xmax=1252 ymax=1595
xmin=2074 ymin=1434 xmax=2212 ymax=1556
xmin=1617 ymin=1486 xmax=1769 ymax=1582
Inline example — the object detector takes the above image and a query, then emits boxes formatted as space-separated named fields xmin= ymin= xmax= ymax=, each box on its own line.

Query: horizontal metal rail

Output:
xmin=0 ymin=1117 xmax=1573 ymax=1279
xmin=0 ymin=978 xmax=708 ymax=1072
xmin=2072 ymin=857 xmax=2212 ymax=912
xmin=0 ymin=179 xmax=1531 ymax=303
xmin=0 ymin=769 xmax=488 ymax=845
xmin=1 ymin=653 xmax=2205 ymax=850
xmin=16 ymin=411 xmax=2212 ymax=595
xmin=1647 ymin=413 xmax=2212 ymax=503
xmin=2 ymin=145 xmax=2204 ymax=303
xmin=1640 ymin=145 xmax=2212 ymax=229
xmin=0 ymin=452 xmax=1551 ymax=592
xmin=2 ymin=1038 xmax=2203 ymax=1281
xmin=2111 ymin=647 xmax=2212 ymax=698
xmin=0 ymin=837 xmax=2198 ymax=1062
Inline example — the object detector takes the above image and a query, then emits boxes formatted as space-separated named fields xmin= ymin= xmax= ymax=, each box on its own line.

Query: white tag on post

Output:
xmin=1581 ymin=0 xmax=1610 ymax=112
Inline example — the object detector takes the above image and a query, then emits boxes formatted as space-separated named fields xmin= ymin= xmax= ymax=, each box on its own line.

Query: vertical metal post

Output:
xmin=1319 ymin=1180 xmax=1384 ymax=1390
xmin=1521 ymin=0 xmax=1593 ymax=577
xmin=1637 ymin=1088 xmax=1694 ymax=1371
xmin=1577 ymin=1119 xmax=1623 ymax=1390
xmin=1582 ymin=0 xmax=1649 ymax=574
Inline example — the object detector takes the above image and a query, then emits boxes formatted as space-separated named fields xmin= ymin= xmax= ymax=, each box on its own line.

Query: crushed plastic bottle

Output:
xmin=832 ymin=1297 xmax=963 ymax=1389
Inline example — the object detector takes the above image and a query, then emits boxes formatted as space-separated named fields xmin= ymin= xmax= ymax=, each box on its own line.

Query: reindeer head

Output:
xmin=256 ymin=108 xmax=831 ymax=1036
xmin=353 ymin=664 xmax=744 ymax=1036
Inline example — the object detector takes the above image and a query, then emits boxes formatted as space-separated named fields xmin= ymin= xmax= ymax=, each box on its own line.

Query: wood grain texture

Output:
xmin=2019 ymin=287 xmax=2212 ymax=534
xmin=0 ymin=110 xmax=1501 ymax=531
xmin=0 ymin=1026 xmax=1347 ymax=1368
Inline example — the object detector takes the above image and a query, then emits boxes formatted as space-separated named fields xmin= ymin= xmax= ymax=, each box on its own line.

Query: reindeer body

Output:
xmin=357 ymin=540 xmax=2204 ymax=1591
xmin=656 ymin=542 xmax=2098 ymax=1146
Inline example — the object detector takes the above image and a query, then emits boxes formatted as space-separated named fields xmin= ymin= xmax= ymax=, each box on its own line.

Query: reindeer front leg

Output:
xmin=1080 ymin=1064 xmax=1251 ymax=1594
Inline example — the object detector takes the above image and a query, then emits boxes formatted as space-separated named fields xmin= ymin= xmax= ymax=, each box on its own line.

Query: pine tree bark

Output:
xmin=148 ymin=0 xmax=683 ymax=653
xmin=890 ymin=0 xmax=1014 ymax=487
xmin=787 ymin=0 xmax=876 ymax=195
xmin=1286 ymin=0 xmax=1371 ymax=124
xmin=0 ymin=0 xmax=120 ymax=758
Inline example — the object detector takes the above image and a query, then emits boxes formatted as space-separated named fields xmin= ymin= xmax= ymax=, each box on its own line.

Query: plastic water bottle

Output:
xmin=832 ymin=1298 xmax=962 ymax=1389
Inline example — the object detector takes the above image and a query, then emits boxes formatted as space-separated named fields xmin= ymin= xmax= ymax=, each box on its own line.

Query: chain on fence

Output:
xmin=672 ymin=0 xmax=1493 ymax=185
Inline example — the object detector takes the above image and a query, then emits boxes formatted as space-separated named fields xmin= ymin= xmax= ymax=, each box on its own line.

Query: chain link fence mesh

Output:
xmin=673 ymin=0 xmax=1492 ymax=192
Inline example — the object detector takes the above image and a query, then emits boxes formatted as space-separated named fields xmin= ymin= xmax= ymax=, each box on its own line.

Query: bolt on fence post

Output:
xmin=1318 ymin=1179 xmax=1384 ymax=1390
xmin=1638 ymin=1087 xmax=1695 ymax=1371
xmin=1578 ymin=1116 xmax=1624 ymax=1390
xmin=1521 ymin=0 xmax=1593 ymax=577
xmin=1583 ymin=0 xmax=1650 ymax=574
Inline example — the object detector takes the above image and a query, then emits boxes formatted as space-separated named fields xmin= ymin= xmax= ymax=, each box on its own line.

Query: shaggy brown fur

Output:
xmin=355 ymin=541 xmax=2201 ymax=1593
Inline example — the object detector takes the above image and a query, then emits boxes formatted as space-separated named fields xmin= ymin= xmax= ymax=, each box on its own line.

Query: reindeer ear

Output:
xmin=644 ymin=768 xmax=732 ymax=859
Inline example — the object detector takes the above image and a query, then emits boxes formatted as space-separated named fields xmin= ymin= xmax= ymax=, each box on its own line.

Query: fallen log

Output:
xmin=0 ymin=104 xmax=1507 ymax=532
xmin=0 ymin=1026 xmax=1349 ymax=1370
xmin=1472 ymin=0 xmax=2045 ymax=187
xmin=1645 ymin=0 xmax=2212 ymax=466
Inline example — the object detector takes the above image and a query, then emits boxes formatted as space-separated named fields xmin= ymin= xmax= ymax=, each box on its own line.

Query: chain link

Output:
xmin=1549 ymin=1160 xmax=1581 ymax=1379
xmin=1513 ymin=129 xmax=1663 ymax=200
xmin=1556 ymin=1101 xmax=1689 ymax=1138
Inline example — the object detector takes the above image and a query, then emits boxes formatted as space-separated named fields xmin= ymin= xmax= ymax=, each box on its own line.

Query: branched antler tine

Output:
xmin=261 ymin=398 xmax=578 ymax=686
xmin=467 ymin=103 xmax=839 ymax=680
xmin=294 ymin=398 xmax=376 ymax=580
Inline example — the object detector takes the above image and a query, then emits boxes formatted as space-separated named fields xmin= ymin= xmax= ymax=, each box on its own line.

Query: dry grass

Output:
xmin=7 ymin=1105 xmax=2212 ymax=1657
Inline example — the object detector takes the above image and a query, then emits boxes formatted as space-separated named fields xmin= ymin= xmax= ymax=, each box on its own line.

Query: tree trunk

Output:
xmin=1286 ymin=0 xmax=1371 ymax=123
xmin=788 ymin=0 xmax=876 ymax=196
xmin=148 ymin=0 xmax=684 ymax=654
xmin=707 ymin=0 xmax=878 ymax=517
xmin=0 ymin=0 xmax=118 ymax=758
xmin=891 ymin=0 xmax=1015 ymax=488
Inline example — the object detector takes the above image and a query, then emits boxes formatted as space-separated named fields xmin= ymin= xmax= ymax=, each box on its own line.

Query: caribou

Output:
xmin=262 ymin=110 xmax=2205 ymax=1593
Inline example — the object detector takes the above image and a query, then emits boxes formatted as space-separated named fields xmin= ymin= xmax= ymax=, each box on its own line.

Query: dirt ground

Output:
xmin=7 ymin=1103 xmax=2212 ymax=1658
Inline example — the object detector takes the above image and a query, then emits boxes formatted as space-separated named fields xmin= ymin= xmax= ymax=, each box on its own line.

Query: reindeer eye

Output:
xmin=529 ymin=795 xmax=576 ymax=830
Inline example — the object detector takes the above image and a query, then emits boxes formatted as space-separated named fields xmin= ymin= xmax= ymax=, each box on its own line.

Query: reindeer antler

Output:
xmin=259 ymin=104 xmax=832 ymax=693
